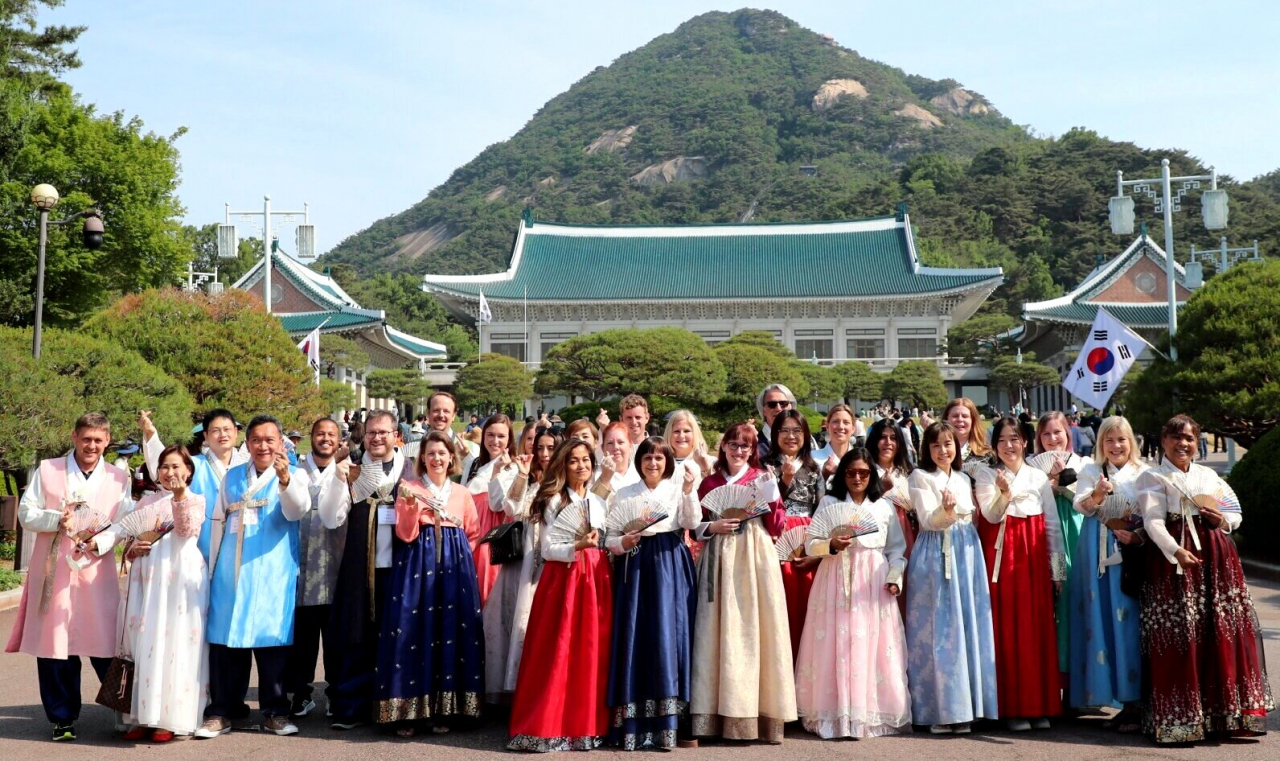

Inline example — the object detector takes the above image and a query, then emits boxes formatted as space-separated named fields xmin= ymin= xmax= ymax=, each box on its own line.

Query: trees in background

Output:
xmin=881 ymin=361 xmax=948 ymax=412
xmin=537 ymin=327 xmax=726 ymax=404
xmin=455 ymin=354 xmax=535 ymax=417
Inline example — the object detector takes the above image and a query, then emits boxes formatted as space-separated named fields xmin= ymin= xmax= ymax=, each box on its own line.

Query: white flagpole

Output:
xmin=523 ymin=285 xmax=528 ymax=365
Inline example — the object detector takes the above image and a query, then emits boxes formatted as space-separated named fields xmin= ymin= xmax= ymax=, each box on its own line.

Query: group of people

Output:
xmin=7 ymin=386 xmax=1272 ymax=749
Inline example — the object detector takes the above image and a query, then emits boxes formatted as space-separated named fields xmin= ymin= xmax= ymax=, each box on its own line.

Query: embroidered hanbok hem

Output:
xmin=1141 ymin=516 xmax=1273 ymax=743
xmin=607 ymin=532 xmax=696 ymax=749
xmin=904 ymin=523 xmax=998 ymax=726
xmin=1054 ymin=491 xmax=1083 ymax=674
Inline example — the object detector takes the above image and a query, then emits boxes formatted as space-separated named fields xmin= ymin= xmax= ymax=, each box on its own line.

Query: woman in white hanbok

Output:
xmin=96 ymin=444 xmax=208 ymax=741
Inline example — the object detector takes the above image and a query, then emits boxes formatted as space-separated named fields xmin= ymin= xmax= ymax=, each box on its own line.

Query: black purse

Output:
xmin=96 ymin=554 xmax=135 ymax=713
xmin=480 ymin=521 xmax=524 ymax=566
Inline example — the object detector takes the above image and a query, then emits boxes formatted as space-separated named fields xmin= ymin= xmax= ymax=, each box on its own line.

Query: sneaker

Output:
xmin=1006 ymin=718 xmax=1032 ymax=732
xmin=330 ymin=717 xmax=366 ymax=730
xmin=290 ymin=697 xmax=317 ymax=717
xmin=929 ymin=724 xmax=953 ymax=734
xmin=194 ymin=716 xmax=232 ymax=739
xmin=1030 ymin=718 xmax=1051 ymax=730
xmin=52 ymin=723 xmax=76 ymax=742
xmin=264 ymin=716 xmax=299 ymax=736
xmin=952 ymin=722 xmax=972 ymax=734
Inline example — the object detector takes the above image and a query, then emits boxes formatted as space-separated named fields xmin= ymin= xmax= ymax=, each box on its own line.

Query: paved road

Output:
xmin=1 ymin=579 xmax=1277 ymax=761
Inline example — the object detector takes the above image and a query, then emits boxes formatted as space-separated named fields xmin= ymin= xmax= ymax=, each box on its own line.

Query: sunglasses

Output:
xmin=846 ymin=468 xmax=873 ymax=480
xmin=765 ymin=400 xmax=792 ymax=409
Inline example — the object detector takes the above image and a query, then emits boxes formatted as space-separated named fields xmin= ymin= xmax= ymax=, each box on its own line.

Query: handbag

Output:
xmin=480 ymin=520 xmax=524 ymax=566
xmin=96 ymin=550 xmax=135 ymax=713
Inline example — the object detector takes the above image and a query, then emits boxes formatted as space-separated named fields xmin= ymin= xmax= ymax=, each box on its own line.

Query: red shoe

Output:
xmin=122 ymin=727 xmax=147 ymax=741
xmin=151 ymin=729 xmax=174 ymax=743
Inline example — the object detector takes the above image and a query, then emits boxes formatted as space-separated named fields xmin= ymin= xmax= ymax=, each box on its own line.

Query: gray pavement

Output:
xmin=2 ymin=577 xmax=1278 ymax=760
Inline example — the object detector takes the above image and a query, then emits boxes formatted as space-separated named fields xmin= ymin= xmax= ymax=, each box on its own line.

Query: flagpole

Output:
xmin=523 ymin=285 xmax=528 ymax=366
xmin=311 ymin=315 xmax=333 ymax=386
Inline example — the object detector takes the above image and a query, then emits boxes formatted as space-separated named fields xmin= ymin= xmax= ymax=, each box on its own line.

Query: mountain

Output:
xmin=323 ymin=8 xmax=1280 ymax=317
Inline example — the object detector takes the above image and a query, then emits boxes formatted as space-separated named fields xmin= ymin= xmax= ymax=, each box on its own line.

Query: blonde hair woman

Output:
xmin=943 ymin=398 xmax=990 ymax=477
xmin=1067 ymin=416 xmax=1147 ymax=731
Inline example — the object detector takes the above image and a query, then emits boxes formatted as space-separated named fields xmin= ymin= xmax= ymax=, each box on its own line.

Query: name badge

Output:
xmin=378 ymin=506 xmax=397 ymax=525
xmin=243 ymin=508 xmax=259 ymax=526
xmin=229 ymin=514 xmax=240 ymax=535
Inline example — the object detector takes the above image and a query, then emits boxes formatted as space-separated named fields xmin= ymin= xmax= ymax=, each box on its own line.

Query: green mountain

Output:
xmin=323 ymin=8 xmax=1280 ymax=317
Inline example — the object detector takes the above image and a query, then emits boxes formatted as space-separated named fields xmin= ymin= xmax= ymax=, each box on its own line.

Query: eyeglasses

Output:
xmin=366 ymin=430 xmax=394 ymax=439
xmin=778 ymin=427 xmax=804 ymax=437
xmin=724 ymin=442 xmax=753 ymax=452
xmin=846 ymin=468 xmax=873 ymax=480
xmin=765 ymin=400 xmax=792 ymax=409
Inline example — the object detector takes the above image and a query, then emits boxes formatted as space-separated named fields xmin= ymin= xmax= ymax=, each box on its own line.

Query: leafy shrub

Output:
xmin=1228 ymin=427 xmax=1278 ymax=562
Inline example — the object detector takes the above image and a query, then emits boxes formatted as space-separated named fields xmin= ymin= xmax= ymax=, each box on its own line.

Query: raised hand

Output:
xmin=683 ymin=465 xmax=697 ymax=494
xmin=273 ymin=451 xmax=291 ymax=486
xmin=941 ymin=489 xmax=957 ymax=513
xmin=335 ymin=444 xmax=350 ymax=463
xmin=139 ymin=409 xmax=156 ymax=441
xmin=516 ymin=453 xmax=532 ymax=477
xmin=1091 ymin=473 xmax=1113 ymax=505
xmin=169 ymin=475 xmax=186 ymax=502
xmin=822 ymin=454 xmax=839 ymax=478
xmin=781 ymin=458 xmax=798 ymax=485
xmin=995 ymin=469 xmax=1011 ymax=497
xmin=595 ymin=409 xmax=610 ymax=429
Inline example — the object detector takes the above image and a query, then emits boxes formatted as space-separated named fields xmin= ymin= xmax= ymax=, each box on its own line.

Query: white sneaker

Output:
xmin=1030 ymin=717 xmax=1051 ymax=730
xmin=194 ymin=717 xmax=232 ymax=739
xmin=929 ymin=724 xmax=953 ymax=734
xmin=264 ymin=716 xmax=299 ymax=736
xmin=1006 ymin=718 xmax=1031 ymax=732
xmin=952 ymin=722 xmax=972 ymax=734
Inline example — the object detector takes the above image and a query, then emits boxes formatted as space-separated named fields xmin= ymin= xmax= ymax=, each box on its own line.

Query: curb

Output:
xmin=1243 ymin=558 xmax=1280 ymax=583
xmin=0 ymin=585 xmax=22 ymax=612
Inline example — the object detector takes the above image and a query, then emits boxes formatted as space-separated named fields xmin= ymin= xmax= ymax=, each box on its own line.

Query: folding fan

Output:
xmin=774 ymin=524 xmax=808 ymax=561
xmin=809 ymin=501 xmax=880 ymax=543
xmin=1194 ymin=482 xmax=1241 ymax=514
xmin=606 ymin=496 xmax=669 ymax=536
xmin=64 ymin=502 xmax=112 ymax=544
xmin=1027 ymin=450 xmax=1070 ymax=474
xmin=549 ymin=499 xmax=597 ymax=547
xmin=700 ymin=484 xmax=761 ymax=519
xmin=116 ymin=500 xmax=177 ymax=543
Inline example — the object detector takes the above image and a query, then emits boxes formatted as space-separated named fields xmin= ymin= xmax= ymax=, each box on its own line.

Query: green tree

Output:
xmin=319 ymin=378 xmax=357 ymax=415
xmin=181 ymin=223 xmax=260 ymax=288
xmin=340 ymin=272 xmax=476 ymax=359
xmin=83 ymin=288 xmax=326 ymax=431
xmin=455 ymin=354 xmax=535 ymax=414
xmin=1228 ymin=426 xmax=1280 ymax=561
xmin=366 ymin=369 xmax=432 ymax=408
xmin=0 ymin=90 xmax=189 ymax=326
xmin=988 ymin=356 xmax=1060 ymax=408
xmin=718 ymin=330 xmax=796 ymax=359
xmin=833 ymin=361 xmax=883 ymax=405
xmin=794 ymin=362 xmax=842 ymax=405
xmin=947 ymin=313 xmax=1018 ymax=364
xmin=536 ymin=327 xmax=726 ymax=404
xmin=319 ymin=334 xmax=370 ymax=375
xmin=0 ymin=325 xmax=194 ymax=477
xmin=1125 ymin=259 xmax=1280 ymax=446
xmin=0 ymin=1 xmax=84 ymax=91
xmin=882 ymin=361 xmax=948 ymax=412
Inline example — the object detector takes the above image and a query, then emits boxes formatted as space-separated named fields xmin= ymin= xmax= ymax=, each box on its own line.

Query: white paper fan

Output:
xmin=1027 ymin=450 xmax=1070 ymax=474
xmin=775 ymin=525 xmax=807 ymax=561
xmin=64 ymin=502 xmax=112 ymax=543
xmin=116 ymin=500 xmax=176 ymax=543
xmin=549 ymin=499 xmax=595 ymax=547
xmin=606 ymin=496 xmax=668 ymax=536
xmin=700 ymin=483 xmax=763 ymax=519
xmin=809 ymin=501 xmax=880 ymax=542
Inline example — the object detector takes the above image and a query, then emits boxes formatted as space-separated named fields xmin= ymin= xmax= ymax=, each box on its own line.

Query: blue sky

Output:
xmin=43 ymin=0 xmax=1280 ymax=255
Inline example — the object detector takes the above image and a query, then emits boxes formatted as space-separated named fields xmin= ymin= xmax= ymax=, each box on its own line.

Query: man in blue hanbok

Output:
xmin=195 ymin=415 xmax=311 ymax=739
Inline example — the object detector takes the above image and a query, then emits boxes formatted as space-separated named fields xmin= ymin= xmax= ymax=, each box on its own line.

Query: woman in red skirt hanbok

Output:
xmin=974 ymin=417 xmax=1065 ymax=731
xmin=1137 ymin=415 xmax=1273 ymax=744
xmin=508 ymin=439 xmax=613 ymax=752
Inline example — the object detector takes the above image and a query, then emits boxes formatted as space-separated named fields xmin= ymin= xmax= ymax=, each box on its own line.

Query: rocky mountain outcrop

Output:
xmin=930 ymin=87 xmax=990 ymax=116
xmin=812 ymin=78 xmax=868 ymax=112
xmin=391 ymin=222 xmax=455 ymax=261
xmin=585 ymin=125 xmax=638 ymax=154
xmin=895 ymin=103 xmax=943 ymax=129
xmin=631 ymin=156 xmax=708 ymax=185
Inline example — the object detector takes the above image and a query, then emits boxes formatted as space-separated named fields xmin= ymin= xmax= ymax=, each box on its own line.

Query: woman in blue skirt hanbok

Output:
xmin=1068 ymin=416 xmax=1148 ymax=731
xmin=905 ymin=421 xmax=998 ymax=735
xmin=604 ymin=436 xmax=700 ymax=750
xmin=377 ymin=431 xmax=484 ymax=737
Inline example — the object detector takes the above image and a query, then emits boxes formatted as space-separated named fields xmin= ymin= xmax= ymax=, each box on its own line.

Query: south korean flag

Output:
xmin=1062 ymin=308 xmax=1147 ymax=411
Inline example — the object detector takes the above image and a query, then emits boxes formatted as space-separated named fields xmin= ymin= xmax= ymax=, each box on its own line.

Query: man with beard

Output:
xmin=285 ymin=418 xmax=352 ymax=718
xmin=325 ymin=410 xmax=405 ymax=729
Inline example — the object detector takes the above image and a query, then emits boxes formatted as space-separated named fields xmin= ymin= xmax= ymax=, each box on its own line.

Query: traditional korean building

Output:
xmin=1020 ymin=233 xmax=1196 ymax=412
xmin=234 ymin=250 xmax=446 ymax=411
xmin=422 ymin=208 xmax=1005 ymax=403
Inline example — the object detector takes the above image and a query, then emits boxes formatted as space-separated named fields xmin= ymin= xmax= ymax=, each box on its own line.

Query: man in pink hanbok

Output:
xmin=6 ymin=413 xmax=134 ymax=742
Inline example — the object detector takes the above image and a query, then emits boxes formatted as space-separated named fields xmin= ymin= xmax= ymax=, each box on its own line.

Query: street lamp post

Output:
xmin=220 ymin=196 xmax=314 ymax=314
xmin=29 ymin=183 xmax=105 ymax=359
xmin=1108 ymin=159 xmax=1229 ymax=362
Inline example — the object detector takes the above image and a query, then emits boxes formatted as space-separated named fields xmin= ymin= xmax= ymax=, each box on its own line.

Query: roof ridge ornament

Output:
xmin=895 ymin=202 xmax=908 ymax=222
xmin=521 ymin=207 xmax=534 ymax=228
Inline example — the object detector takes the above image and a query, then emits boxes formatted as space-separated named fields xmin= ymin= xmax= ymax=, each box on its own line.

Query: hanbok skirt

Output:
xmin=472 ymin=492 xmax=507 ymax=609
xmin=508 ymin=549 xmax=613 ymax=752
xmin=779 ymin=515 xmax=816 ymax=660
xmin=120 ymin=535 xmax=209 ymax=734
xmin=905 ymin=522 xmax=998 ymax=726
xmin=690 ymin=522 xmax=797 ymax=742
xmin=1140 ymin=515 xmax=1274 ymax=743
xmin=376 ymin=525 xmax=484 ymax=723
xmin=893 ymin=504 xmax=917 ymax=619
xmin=1055 ymin=492 xmax=1083 ymax=675
xmin=483 ymin=519 xmax=541 ymax=703
xmin=977 ymin=512 xmax=1062 ymax=719
xmin=607 ymin=531 xmax=697 ymax=749
xmin=1067 ymin=515 xmax=1141 ymax=709
xmin=794 ymin=545 xmax=911 ymax=738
